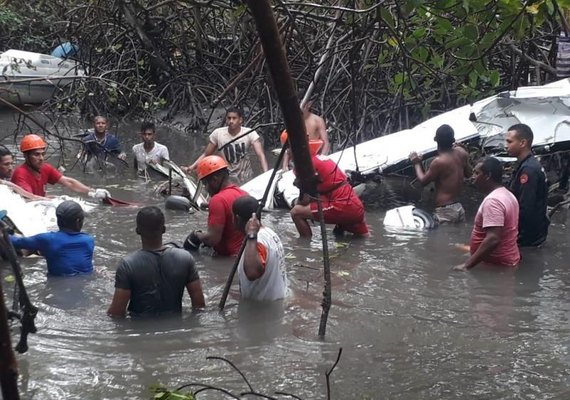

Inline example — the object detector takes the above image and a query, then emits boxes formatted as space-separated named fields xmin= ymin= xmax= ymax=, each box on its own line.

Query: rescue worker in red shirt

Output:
xmin=282 ymin=131 xmax=369 ymax=238
xmin=11 ymin=134 xmax=111 ymax=199
xmin=184 ymin=155 xmax=247 ymax=256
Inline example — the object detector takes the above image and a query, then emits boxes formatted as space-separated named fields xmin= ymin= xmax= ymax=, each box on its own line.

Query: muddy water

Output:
xmin=2 ymin=113 xmax=570 ymax=399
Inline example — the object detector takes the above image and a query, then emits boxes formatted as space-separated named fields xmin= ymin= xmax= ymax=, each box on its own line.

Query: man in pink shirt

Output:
xmin=455 ymin=157 xmax=520 ymax=271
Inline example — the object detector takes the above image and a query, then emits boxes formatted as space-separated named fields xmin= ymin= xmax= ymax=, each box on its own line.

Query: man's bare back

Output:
xmin=304 ymin=112 xmax=329 ymax=155
xmin=431 ymin=146 xmax=471 ymax=206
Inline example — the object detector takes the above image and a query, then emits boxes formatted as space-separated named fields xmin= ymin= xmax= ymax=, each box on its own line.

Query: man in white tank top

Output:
xmin=233 ymin=195 xmax=288 ymax=301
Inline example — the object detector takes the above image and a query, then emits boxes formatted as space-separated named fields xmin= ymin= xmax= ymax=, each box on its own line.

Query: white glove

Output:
xmin=88 ymin=188 xmax=111 ymax=199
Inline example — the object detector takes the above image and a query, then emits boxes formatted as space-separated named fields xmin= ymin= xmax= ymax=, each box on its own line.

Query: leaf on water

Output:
xmin=4 ymin=275 xmax=15 ymax=283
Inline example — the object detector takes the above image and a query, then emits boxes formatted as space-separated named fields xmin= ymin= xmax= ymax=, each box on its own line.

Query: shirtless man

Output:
xmin=408 ymin=124 xmax=471 ymax=224
xmin=282 ymin=101 xmax=330 ymax=171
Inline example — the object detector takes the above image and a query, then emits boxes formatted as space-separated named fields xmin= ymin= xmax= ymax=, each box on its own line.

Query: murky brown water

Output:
xmin=2 ymin=111 xmax=570 ymax=399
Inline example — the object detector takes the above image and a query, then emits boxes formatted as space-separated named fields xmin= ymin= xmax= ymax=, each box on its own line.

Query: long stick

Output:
xmin=0 ymin=268 xmax=20 ymax=399
xmin=316 ymin=196 xmax=331 ymax=339
xmin=218 ymin=144 xmax=289 ymax=310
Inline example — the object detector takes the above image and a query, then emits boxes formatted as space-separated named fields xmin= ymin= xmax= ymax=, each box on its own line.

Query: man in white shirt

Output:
xmin=132 ymin=122 xmax=170 ymax=174
xmin=233 ymin=195 xmax=287 ymax=301
xmin=184 ymin=108 xmax=268 ymax=184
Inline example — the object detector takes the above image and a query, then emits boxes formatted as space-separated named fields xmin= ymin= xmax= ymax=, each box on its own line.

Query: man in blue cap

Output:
xmin=10 ymin=200 xmax=94 ymax=276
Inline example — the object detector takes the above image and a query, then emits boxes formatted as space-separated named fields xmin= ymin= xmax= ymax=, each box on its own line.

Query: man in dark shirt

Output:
xmin=80 ymin=115 xmax=126 ymax=162
xmin=505 ymin=123 xmax=550 ymax=246
xmin=107 ymin=206 xmax=205 ymax=317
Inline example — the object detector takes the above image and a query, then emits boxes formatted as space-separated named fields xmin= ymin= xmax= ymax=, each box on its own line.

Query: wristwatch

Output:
xmin=247 ymin=232 xmax=257 ymax=240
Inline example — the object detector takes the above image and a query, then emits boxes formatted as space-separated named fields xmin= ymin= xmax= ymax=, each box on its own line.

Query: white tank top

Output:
xmin=238 ymin=227 xmax=288 ymax=301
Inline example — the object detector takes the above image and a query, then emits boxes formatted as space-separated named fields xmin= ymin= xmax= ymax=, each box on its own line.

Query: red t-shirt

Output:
xmin=470 ymin=187 xmax=520 ymax=267
xmin=208 ymin=185 xmax=247 ymax=256
xmin=309 ymin=155 xmax=368 ymax=235
xmin=11 ymin=163 xmax=62 ymax=197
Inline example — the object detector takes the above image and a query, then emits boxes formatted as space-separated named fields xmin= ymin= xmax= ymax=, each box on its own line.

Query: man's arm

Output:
xmin=1 ymin=181 xmax=47 ymax=200
xmin=252 ymin=139 xmax=269 ymax=172
xmin=316 ymin=117 xmax=330 ymax=155
xmin=282 ymin=150 xmax=291 ymax=171
xmin=185 ymin=142 xmax=217 ymax=172
xmin=409 ymin=153 xmax=440 ymax=185
xmin=185 ymin=280 xmax=205 ymax=308
xmin=459 ymin=227 xmax=502 ymax=270
xmin=107 ymin=288 xmax=131 ymax=317
xmin=195 ymin=224 xmax=224 ymax=248
xmin=243 ymin=213 xmax=265 ymax=281
xmin=516 ymin=168 xmax=540 ymax=225
xmin=57 ymin=176 xmax=92 ymax=194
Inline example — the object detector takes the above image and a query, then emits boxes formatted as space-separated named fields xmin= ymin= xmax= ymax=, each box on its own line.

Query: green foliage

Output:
xmin=0 ymin=0 xmax=564 ymax=137
xmin=150 ymin=385 xmax=194 ymax=400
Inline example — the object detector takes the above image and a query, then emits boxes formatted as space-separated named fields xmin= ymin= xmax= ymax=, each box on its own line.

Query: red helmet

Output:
xmin=20 ymin=134 xmax=47 ymax=152
xmin=196 ymin=155 xmax=228 ymax=180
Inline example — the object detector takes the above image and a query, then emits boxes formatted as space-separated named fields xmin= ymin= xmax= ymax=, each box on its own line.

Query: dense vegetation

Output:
xmin=1 ymin=0 xmax=569 ymax=145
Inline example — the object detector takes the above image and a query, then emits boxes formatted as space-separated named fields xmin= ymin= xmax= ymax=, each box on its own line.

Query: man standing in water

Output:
xmin=184 ymin=108 xmax=268 ymax=184
xmin=282 ymin=101 xmax=330 ymax=171
xmin=454 ymin=158 xmax=520 ymax=271
xmin=409 ymin=124 xmax=471 ymax=223
xmin=1 ymin=145 xmax=46 ymax=199
xmin=107 ymin=206 xmax=205 ymax=317
xmin=233 ymin=195 xmax=288 ymax=301
xmin=505 ymin=123 xmax=550 ymax=246
xmin=81 ymin=115 xmax=127 ymax=162
xmin=184 ymin=156 xmax=247 ymax=256
xmin=132 ymin=122 xmax=170 ymax=175
xmin=10 ymin=200 xmax=94 ymax=276
xmin=11 ymin=134 xmax=110 ymax=199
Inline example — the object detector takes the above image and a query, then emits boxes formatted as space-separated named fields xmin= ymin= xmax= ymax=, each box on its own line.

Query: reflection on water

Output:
xmin=1 ymin=113 xmax=570 ymax=399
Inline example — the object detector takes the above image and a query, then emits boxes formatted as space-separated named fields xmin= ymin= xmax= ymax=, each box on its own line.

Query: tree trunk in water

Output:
xmin=245 ymin=0 xmax=317 ymax=196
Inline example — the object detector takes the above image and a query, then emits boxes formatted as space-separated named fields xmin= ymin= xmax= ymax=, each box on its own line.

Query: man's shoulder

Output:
xmin=132 ymin=142 xmax=143 ymax=151
xmin=12 ymin=163 xmax=27 ymax=175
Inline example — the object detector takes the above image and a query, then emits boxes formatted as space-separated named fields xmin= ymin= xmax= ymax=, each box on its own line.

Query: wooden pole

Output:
xmin=245 ymin=0 xmax=317 ymax=196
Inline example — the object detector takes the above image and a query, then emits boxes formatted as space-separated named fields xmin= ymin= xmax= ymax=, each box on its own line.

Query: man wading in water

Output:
xmin=107 ymin=206 xmax=205 ymax=317
xmin=409 ymin=124 xmax=472 ymax=224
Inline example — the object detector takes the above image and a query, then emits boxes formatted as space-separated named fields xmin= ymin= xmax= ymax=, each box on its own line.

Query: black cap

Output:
xmin=56 ymin=200 xmax=84 ymax=223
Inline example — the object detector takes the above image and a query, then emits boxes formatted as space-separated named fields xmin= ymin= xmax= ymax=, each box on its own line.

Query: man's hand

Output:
xmin=183 ymin=230 xmax=202 ymax=251
xmin=246 ymin=213 xmax=261 ymax=235
xmin=452 ymin=264 xmax=468 ymax=272
xmin=88 ymin=188 xmax=111 ymax=199
xmin=117 ymin=152 xmax=127 ymax=161
xmin=409 ymin=151 xmax=422 ymax=164
xmin=182 ymin=164 xmax=196 ymax=174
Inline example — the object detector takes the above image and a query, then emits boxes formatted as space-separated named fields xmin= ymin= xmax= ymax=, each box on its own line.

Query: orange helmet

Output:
xmin=20 ymin=134 xmax=47 ymax=152
xmin=280 ymin=130 xmax=289 ymax=145
xmin=196 ymin=155 xmax=228 ymax=180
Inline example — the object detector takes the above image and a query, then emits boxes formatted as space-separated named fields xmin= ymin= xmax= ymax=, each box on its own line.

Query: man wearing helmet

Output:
xmin=184 ymin=155 xmax=247 ymax=256
xmin=11 ymin=134 xmax=110 ymax=199
xmin=282 ymin=132 xmax=369 ymax=238
xmin=0 ymin=145 xmax=47 ymax=200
